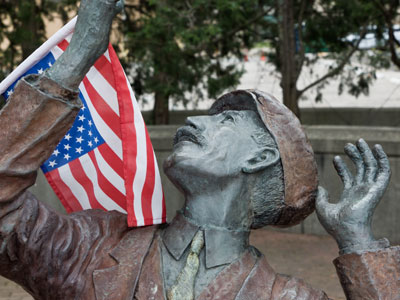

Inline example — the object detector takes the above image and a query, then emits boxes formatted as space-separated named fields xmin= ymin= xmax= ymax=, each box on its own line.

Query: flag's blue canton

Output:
xmin=2 ymin=52 xmax=56 ymax=100
xmin=41 ymin=92 xmax=105 ymax=173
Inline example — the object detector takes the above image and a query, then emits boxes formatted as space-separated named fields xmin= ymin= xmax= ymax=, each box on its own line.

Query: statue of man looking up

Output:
xmin=0 ymin=1 xmax=398 ymax=299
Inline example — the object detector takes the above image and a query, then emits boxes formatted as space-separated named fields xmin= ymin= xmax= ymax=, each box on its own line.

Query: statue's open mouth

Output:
xmin=173 ymin=127 xmax=202 ymax=146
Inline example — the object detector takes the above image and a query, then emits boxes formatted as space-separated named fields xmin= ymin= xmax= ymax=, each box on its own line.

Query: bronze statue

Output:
xmin=0 ymin=1 xmax=398 ymax=299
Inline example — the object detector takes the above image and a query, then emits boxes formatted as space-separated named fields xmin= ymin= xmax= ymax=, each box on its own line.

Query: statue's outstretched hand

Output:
xmin=46 ymin=0 xmax=124 ymax=90
xmin=316 ymin=139 xmax=391 ymax=255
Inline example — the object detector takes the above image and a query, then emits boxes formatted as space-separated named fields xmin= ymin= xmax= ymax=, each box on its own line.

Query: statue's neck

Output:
xmin=182 ymin=178 xmax=251 ymax=230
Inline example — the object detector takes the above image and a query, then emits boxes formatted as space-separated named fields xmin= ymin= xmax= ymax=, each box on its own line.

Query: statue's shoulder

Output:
xmin=237 ymin=251 xmax=329 ymax=300
xmin=270 ymin=273 xmax=329 ymax=300
xmin=69 ymin=208 xmax=160 ymax=253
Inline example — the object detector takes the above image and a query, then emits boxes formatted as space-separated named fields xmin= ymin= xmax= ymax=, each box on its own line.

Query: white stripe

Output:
xmin=86 ymin=66 xmax=120 ymax=116
xmin=79 ymin=155 xmax=126 ymax=213
xmin=58 ymin=163 xmax=91 ymax=210
xmin=50 ymin=45 xmax=66 ymax=60
xmin=126 ymin=75 xmax=147 ymax=226
xmin=79 ymin=82 xmax=123 ymax=159
xmin=50 ymin=34 xmax=73 ymax=59
xmin=151 ymin=150 xmax=164 ymax=221
xmin=93 ymin=148 xmax=126 ymax=195
xmin=0 ymin=16 xmax=77 ymax=94
xmin=104 ymin=50 xmax=111 ymax=63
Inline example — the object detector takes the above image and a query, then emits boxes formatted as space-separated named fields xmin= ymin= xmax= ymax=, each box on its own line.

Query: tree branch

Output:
xmin=373 ymin=0 xmax=400 ymax=68
xmin=188 ymin=6 xmax=274 ymax=54
xmin=298 ymin=27 xmax=368 ymax=96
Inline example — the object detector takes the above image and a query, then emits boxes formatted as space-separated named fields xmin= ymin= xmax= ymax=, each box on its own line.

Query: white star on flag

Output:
xmin=75 ymin=147 xmax=83 ymax=154
xmin=64 ymin=153 xmax=71 ymax=160
xmin=78 ymin=115 xmax=85 ymax=122
xmin=64 ymin=144 xmax=71 ymax=151
xmin=64 ymin=133 xmax=72 ymax=141
xmin=76 ymin=136 xmax=84 ymax=143
xmin=49 ymin=161 xmax=57 ymax=168
xmin=53 ymin=149 xmax=60 ymax=156
xmin=77 ymin=125 xmax=85 ymax=133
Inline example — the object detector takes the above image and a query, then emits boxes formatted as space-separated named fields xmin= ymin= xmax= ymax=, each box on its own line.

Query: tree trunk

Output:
xmin=20 ymin=0 xmax=42 ymax=60
xmin=153 ymin=92 xmax=169 ymax=125
xmin=283 ymin=87 xmax=300 ymax=118
xmin=277 ymin=0 xmax=301 ymax=119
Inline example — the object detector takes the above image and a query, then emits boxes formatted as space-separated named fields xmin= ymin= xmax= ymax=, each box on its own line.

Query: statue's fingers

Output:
xmin=344 ymin=143 xmax=364 ymax=184
xmin=315 ymin=187 xmax=335 ymax=228
xmin=333 ymin=156 xmax=354 ymax=189
xmin=357 ymin=139 xmax=377 ymax=183
xmin=373 ymin=144 xmax=391 ymax=192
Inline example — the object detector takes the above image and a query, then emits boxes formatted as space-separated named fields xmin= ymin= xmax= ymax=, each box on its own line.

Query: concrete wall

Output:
xmin=142 ymin=108 xmax=400 ymax=127
xmin=29 ymin=125 xmax=400 ymax=244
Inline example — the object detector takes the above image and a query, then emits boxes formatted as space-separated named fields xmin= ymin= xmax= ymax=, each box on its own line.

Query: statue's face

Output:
xmin=164 ymin=110 xmax=267 ymax=185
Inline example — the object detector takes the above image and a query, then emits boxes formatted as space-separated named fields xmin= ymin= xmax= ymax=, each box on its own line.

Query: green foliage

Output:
xmin=264 ymin=0 xmax=397 ymax=113
xmin=117 ymin=0 xmax=271 ymax=122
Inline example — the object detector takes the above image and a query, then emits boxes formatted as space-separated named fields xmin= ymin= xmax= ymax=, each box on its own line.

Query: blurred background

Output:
xmin=1 ymin=1 xmax=400 ymax=299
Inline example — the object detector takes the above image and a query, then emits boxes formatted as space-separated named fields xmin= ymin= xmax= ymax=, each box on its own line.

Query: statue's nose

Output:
xmin=185 ymin=116 xmax=206 ymax=131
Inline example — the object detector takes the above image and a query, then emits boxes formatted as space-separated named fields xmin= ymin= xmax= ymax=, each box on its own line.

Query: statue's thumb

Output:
xmin=315 ymin=186 xmax=332 ymax=222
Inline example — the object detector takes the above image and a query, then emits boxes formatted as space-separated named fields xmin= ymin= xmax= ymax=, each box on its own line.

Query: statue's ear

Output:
xmin=242 ymin=147 xmax=280 ymax=174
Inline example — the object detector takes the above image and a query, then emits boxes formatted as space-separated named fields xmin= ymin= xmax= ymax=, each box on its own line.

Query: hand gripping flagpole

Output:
xmin=0 ymin=17 xmax=77 ymax=95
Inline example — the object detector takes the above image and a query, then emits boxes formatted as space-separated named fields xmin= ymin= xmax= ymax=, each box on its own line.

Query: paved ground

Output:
xmin=0 ymin=230 xmax=345 ymax=300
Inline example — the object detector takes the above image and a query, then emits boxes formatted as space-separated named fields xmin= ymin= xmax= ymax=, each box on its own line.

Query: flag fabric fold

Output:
xmin=0 ymin=16 xmax=166 ymax=227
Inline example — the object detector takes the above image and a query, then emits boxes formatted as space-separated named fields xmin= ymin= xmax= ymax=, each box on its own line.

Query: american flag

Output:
xmin=0 ymin=17 xmax=166 ymax=227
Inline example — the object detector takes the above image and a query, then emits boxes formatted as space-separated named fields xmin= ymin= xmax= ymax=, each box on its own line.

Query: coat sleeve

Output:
xmin=0 ymin=74 xmax=81 ymax=203
xmin=333 ymin=246 xmax=400 ymax=300
xmin=0 ymin=74 xmax=129 ymax=299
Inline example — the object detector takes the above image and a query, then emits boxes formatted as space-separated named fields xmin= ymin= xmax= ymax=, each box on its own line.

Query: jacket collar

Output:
xmin=162 ymin=213 xmax=249 ymax=268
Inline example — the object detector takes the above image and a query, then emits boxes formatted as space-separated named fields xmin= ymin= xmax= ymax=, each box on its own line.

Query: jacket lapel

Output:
xmin=136 ymin=234 xmax=166 ymax=300
xmin=197 ymin=249 xmax=258 ymax=300
xmin=235 ymin=255 xmax=276 ymax=300
xmin=93 ymin=226 xmax=157 ymax=300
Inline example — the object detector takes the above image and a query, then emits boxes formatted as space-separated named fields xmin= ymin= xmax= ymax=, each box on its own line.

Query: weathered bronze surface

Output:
xmin=209 ymin=89 xmax=318 ymax=227
xmin=0 ymin=0 xmax=399 ymax=299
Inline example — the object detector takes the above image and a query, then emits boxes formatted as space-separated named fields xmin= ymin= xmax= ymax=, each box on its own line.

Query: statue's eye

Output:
xmin=221 ymin=114 xmax=234 ymax=124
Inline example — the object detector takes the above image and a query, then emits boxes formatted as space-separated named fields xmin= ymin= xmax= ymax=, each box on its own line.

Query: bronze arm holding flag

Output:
xmin=0 ymin=1 xmax=135 ymax=299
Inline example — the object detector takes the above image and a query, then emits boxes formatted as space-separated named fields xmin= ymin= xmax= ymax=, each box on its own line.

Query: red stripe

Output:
xmin=69 ymin=159 xmax=105 ymax=210
xmin=82 ymin=77 xmax=122 ymax=139
xmin=141 ymin=130 xmax=156 ymax=225
xmin=97 ymin=143 xmax=124 ymax=179
xmin=108 ymin=45 xmax=139 ymax=226
xmin=57 ymin=39 xmax=115 ymax=90
xmin=88 ymin=151 xmax=127 ymax=210
xmin=45 ymin=169 xmax=83 ymax=213
xmin=57 ymin=40 xmax=69 ymax=51
xmin=94 ymin=56 xmax=116 ymax=89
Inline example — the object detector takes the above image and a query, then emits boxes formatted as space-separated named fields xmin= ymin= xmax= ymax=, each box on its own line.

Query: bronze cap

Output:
xmin=209 ymin=89 xmax=318 ymax=227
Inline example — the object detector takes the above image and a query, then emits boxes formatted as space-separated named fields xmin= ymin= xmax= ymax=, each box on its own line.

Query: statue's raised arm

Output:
xmin=0 ymin=1 xmax=138 ymax=299
xmin=316 ymin=139 xmax=400 ymax=299
xmin=0 ymin=0 xmax=122 ymax=203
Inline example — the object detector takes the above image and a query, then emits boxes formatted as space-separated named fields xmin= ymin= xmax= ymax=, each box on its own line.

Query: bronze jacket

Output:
xmin=0 ymin=75 xmax=398 ymax=300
